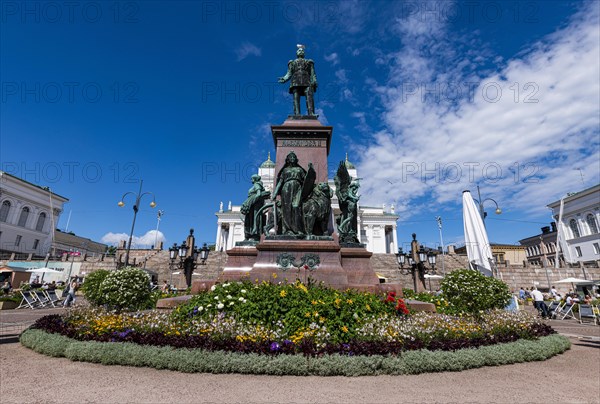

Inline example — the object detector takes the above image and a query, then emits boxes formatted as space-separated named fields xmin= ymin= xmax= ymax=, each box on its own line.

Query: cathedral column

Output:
xmin=366 ymin=225 xmax=373 ymax=252
xmin=215 ymin=224 xmax=223 ymax=251
xmin=226 ymin=223 xmax=235 ymax=250
xmin=392 ymin=225 xmax=398 ymax=253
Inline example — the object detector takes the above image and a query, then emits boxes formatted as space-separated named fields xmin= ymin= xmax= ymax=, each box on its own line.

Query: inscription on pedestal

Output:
xmin=280 ymin=139 xmax=323 ymax=147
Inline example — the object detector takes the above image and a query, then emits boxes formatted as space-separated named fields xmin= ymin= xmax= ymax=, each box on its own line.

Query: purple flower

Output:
xmin=270 ymin=342 xmax=280 ymax=352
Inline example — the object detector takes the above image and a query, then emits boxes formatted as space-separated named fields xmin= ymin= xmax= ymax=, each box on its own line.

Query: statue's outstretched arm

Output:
xmin=278 ymin=61 xmax=293 ymax=83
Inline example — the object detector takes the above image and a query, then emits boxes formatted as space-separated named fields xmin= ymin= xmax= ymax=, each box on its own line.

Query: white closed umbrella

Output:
xmin=463 ymin=190 xmax=493 ymax=277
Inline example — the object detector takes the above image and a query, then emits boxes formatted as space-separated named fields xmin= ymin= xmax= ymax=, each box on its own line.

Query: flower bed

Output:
xmin=20 ymin=328 xmax=571 ymax=376
xmin=28 ymin=280 xmax=554 ymax=356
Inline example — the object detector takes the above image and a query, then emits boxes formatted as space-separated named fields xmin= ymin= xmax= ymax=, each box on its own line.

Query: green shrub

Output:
xmin=440 ymin=269 xmax=511 ymax=314
xmin=100 ymin=267 xmax=152 ymax=312
xmin=0 ymin=294 xmax=21 ymax=303
xmin=81 ymin=269 xmax=110 ymax=306
xmin=20 ymin=328 xmax=570 ymax=376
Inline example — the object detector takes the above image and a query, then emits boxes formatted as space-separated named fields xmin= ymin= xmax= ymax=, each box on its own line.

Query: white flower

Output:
xmin=223 ymin=283 xmax=230 ymax=288
xmin=198 ymin=306 xmax=203 ymax=311
xmin=239 ymin=297 xmax=244 ymax=302
xmin=217 ymin=303 xmax=224 ymax=309
xmin=241 ymin=289 xmax=246 ymax=294
xmin=227 ymin=295 xmax=233 ymax=300
xmin=214 ymin=296 xmax=219 ymax=300
xmin=210 ymin=285 xmax=216 ymax=291
xmin=229 ymin=302 xmax=234 ymax=306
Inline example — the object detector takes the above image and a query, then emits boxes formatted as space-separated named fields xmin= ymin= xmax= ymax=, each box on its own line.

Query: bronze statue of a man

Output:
xmin=278 ymin=44 xmax=318 ymax=116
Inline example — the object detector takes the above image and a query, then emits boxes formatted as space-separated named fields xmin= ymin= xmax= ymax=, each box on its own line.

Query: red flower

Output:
xmin=395 ymin=298 xmax=410 ymax=315
xmin=385 ymin=291 xmax=397 ymax=303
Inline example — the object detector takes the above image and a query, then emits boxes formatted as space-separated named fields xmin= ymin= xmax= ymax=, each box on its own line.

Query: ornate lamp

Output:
xmin=199 ymin=243 xmax=210 ymax=265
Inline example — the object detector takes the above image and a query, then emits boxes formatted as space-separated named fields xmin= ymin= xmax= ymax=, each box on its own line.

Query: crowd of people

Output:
xmin=518 ymin=284 xmax=598 ymax=319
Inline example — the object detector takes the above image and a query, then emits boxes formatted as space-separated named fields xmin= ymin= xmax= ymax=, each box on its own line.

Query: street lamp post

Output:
xmin=118 ymin=180 xmax=156 ymax=267
xmin=168 ymin=243 xmax=178 ymax=290
xmin=395 ymin=234 xmax=437 ymax=292
xmin=154 ymin=210 xmax=164 ymax=250
xmin=435 ymin=216 xmax=445 ymax=273
xmin=168 ymin=234 xmax=211 ymax=290
xmin=474 ymin=185 xmax=501 ymax=224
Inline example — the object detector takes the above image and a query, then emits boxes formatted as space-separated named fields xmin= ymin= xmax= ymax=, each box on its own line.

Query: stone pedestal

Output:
xmin=251 ymin=238 xmax=348 ymax=288
xmin=271 ymin=116 xmax=332 ymax=183
xmin=219 ymin=246 xmax=258 ymax=282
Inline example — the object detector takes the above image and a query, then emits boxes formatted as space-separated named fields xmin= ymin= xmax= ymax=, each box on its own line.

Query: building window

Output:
xmin=569 ymin=219 xmax=580 ymax=239
xmin=33 ymin=239 xmax=39 ymax=249
xmin=0 ymin=200 xmax=10 ymax=222
xmin=15 ymin=235 xmax=22 ymax=247
xmin=575 ymin=246 xmax=582 ymax=257
xmin=18 ymin=207 xmax=30 ymax=227
xmin=586 ymin=214 xmax=599 ymax=234
xmin=35 ymin=212 xmax=46 ymax=231
xmin=593 ymin=243 xmax=600 ymax=255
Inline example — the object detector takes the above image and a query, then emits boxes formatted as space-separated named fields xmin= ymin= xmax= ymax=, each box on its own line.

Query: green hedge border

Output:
xmin=20 ymin=329 xmax=570 ymax=376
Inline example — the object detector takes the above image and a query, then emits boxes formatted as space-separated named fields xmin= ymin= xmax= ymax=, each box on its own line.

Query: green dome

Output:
xmin=344 ymin=153 xmax=355 ymax=169
xmin=260 ymin=152 xmax=275 ymax=168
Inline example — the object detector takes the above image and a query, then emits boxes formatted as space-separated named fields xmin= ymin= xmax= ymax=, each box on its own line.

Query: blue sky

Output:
xmin=1 ymin=0 xmax=599 ymax=251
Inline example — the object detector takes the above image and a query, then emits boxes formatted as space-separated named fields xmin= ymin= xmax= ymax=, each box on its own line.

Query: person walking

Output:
xmin=63 ymin=279 xmax=78 ymax=307
xmin=530 ymin=287 xmax=549 ymax=318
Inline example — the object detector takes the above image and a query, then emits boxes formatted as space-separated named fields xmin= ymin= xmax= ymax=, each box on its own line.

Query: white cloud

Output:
xmin=324 ymin=52 xmax=340 ymax=65
xmin=235 ymin=42 xmax=261 ymax=61
xmin=101 ymin=230 xmax=165 ymax=248
xmin=357 ymin=3 xmax=600 ymax=218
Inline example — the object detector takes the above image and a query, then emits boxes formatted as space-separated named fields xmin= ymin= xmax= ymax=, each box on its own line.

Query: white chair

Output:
xmin=578 ymin=304 xmax=598 ymax=325
xmin=557 ymin=302 xmax=575 ymax=320
xmin=16 ymin=290 xmax=39 ymax=309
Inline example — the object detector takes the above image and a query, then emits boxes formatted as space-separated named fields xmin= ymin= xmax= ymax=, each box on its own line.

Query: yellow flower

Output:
xmin=305 ymin=312 xmax=311 ymax=317
xmin=319 ymin=317 xmax=326 ymax=323
xmin=346 ymin=299 xmax=353 ymax=304
xmin=341 ymin=326 xmax=349 ymax=333
xmin=311 ymin=300 xmax=318 ymax=305
xmin=280 ymin=290 xmax=287 ymax=297
xmin=313 ymin=311 xmax=319 ymax=317
xmin=366 ymin=304 xmax=371 ymax=311
xmin=272 ymin=273 xmax=278 ymax=279
xmin=296 ymin=283 xmax=308 ymax=293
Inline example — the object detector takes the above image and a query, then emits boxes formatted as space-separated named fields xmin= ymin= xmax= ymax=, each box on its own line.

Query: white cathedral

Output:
xmin=215 ymin=154 xmax=399 ymax=254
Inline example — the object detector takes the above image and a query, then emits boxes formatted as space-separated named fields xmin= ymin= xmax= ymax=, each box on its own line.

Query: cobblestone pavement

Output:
xmin=1 ymin=306 xmax=598 ymax=403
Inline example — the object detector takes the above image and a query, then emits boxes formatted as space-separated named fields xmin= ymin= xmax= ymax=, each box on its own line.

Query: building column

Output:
xmin=226 ymin=223 xmax=234 ymax=250
xmin=215 ymin=224 xmax=222 ymax=251
xmin=366 ymin=225 xmax=373 ymax=253
xmin=392 ymin=225 xmax=398 ymax=253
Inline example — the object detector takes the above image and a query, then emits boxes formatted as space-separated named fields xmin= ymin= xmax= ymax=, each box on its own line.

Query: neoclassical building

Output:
xmin=547 ymin=184 xmax=600 ymax=265
xmin=0 ymin=171 xmax=68 ymax=257
xmin=215 ymin=155 xmax=399 ymax=254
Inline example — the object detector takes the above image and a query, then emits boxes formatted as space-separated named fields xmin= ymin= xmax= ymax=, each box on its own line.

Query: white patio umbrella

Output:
xmin=462 ymin=190 xmax=494 ymax=277
xmin=26 ymin=267 xmax=62 ymax=282
xmin=555 ymin=277 xmax=590 ymax=291
xmin=424 ymin=274 xmax=444 ymax=291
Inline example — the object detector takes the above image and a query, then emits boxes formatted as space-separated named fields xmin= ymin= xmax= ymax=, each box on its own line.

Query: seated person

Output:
xmin=1 ymin=280 xmax=11 ymax=294
xmin=161 ymin=280 xmax=169 ymax=293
